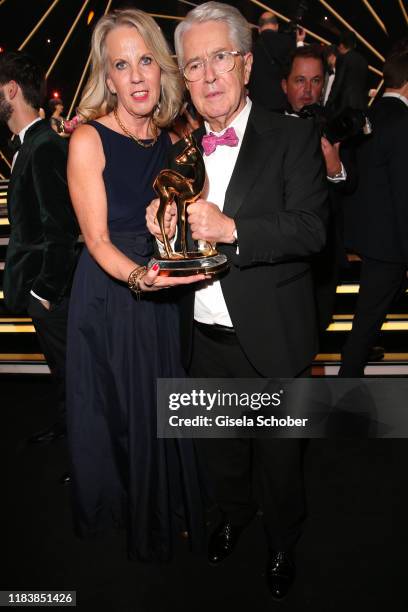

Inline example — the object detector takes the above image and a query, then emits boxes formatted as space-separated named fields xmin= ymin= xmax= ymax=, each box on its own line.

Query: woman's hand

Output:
xmin=137 ymin=263 xmax=206 ymax=292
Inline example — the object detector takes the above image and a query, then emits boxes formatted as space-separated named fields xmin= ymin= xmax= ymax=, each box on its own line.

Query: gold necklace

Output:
xmin=113 ymin=107 xmax=158 ymax=148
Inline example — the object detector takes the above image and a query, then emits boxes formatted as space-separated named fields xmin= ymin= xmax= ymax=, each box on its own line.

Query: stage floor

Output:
xmin=2 ymin=375 xmax=405 ymax=611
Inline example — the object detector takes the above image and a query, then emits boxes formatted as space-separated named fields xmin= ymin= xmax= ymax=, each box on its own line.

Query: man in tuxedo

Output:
xmin=0 ymin=52 xmax=78 ymax=443
xmin=281 ymin=45 xmax=353 ymax=332
xmin=326 ymin=31 xmax=369 ymax=116
xmin=339 ymin=48 xmax=408 ymax=376
xmin=249 ymin=10 xmax=305 ymax=112
xmin=323 ymin=45 xmax=338 ymax=107
xmin=147 ymin=2 xmax=327 ymax=599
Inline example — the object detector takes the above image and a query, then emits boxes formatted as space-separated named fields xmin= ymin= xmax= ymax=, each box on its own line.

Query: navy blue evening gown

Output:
xmin=66 ymin=122 xmax=206 ymax=562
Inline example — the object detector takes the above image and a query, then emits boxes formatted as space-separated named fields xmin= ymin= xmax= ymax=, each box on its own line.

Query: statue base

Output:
xmin=148 ymin=252 xmax=228 ymax=277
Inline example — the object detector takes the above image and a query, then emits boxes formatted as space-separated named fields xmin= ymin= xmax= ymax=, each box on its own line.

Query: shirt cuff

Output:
xmin=327 ymin=162 xmax=347 ymax=183
xmin=30 ymin=289 xmax=47 ymax=302
xmin=233 ymin=228 xmax=239 ymax=255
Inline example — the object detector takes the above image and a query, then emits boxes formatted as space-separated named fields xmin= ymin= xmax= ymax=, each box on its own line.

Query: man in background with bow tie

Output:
xmin=0 ymin=51 xmax=78 ymax=446
xmin=147 ymin=2 xmax=327 ymax=598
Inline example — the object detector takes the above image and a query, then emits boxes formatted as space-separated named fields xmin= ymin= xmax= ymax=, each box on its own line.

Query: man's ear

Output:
xmin=281 ymin=79 xmax=287 ymax=94
xmin=5 ymin=80 xmax=18 ymax=101
xmin=243 ymin=52 xmax=253 ymax=85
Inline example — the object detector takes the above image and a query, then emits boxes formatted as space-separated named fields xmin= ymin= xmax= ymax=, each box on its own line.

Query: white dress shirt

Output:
xmin=323 ymin=69 xmax=335 ymax=106
xmin=194 ymin=99 xmax=252 ymax=327
xmin=11 ymin=116 xmax=42 ymax=171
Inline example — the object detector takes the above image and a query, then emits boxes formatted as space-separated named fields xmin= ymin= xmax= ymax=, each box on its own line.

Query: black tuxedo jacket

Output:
xmin=249 ymin=30 xmax=296 ymax=112
xmin=343 ymin=96 xmax=408 ymax=263
xmin=171 ymin=104 xmax=328 ymax=377
xmin=4 ymin=120 xmax=79 ymax=313
xmin=326 ymin=49 xmax=369 ymax=116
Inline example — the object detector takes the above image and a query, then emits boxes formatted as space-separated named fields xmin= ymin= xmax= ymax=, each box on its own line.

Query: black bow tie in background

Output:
xmin=8 ymin=135 xmax=22 ymax=154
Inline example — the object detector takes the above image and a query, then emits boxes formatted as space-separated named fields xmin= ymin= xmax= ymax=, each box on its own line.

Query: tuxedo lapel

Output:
xmin=7 ymin=139 xmax=34 ymax=219
xmin=223 ymin=109 xmax=277 ymax=218
xmin=7 ymin=120 xmax=46 ymax=210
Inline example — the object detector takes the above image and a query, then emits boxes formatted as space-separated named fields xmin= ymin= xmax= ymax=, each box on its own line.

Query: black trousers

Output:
xmin=189 ymin=324 xmax=305 ymax=551
xmin=27 ymin=295 xmax=69 ymax=423
xmin=312 ymin=209 xmax=347 ymax=334
xmin=339 ymin=257 xmax=407 ymax=377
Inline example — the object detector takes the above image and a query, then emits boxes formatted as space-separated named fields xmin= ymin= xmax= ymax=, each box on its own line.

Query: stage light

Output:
xmin=318 ymin=0 xmax=385 ymax=62
xmin=53 ymin=91 xmax=60 ymax=98
xmin=19 ymin=0 xmax=62 ymax=51
xmin=0 ymin=46 xmax=4 ymax=53
xmin=67 ymin=0 xmax=114 ymax=119
xmin=46 ymin=0 xmax=91 ymax=79
xmin=87 ymin=10 xmax=95 ymax=25
xmin=46 ymin=38 xmax=51 ymax=44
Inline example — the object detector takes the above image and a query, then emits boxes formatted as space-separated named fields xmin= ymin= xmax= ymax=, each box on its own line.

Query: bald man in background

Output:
xmin=249 ymin=11 xmax=305 ymax=112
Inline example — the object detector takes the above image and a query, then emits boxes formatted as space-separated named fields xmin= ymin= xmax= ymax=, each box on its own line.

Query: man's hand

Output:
xmin=146 ymin=198 xmax=177 ymax=242
xmin=321 ymin=137 xmax=342 ymax=177
xmin=188 ymin=199 xmax=236 ymax=244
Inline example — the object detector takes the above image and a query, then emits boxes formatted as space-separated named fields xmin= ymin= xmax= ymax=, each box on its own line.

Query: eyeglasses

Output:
xmin=182 ymin=50 xmax=243 ymax=82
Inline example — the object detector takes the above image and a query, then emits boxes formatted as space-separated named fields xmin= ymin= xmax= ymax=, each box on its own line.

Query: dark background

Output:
xmin=0 ymin=0 xmax=407 ymax=174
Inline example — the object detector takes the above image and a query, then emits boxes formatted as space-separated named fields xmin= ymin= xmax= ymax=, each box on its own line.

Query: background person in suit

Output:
xmin=326 ymin=31 xmax=369 ymax=116
xmin=339 ymin=46 xmax=408 ymax=376
xmin=147 ymin=1 xmax=327 ymax=599
xmin=248 ymin=10 xmax=305 ymax=112
xmin=281 ymin=45 xmax=353 ymax=333
xmin=0 ymin=51 xmax=79 ymax=443
xmin=322 ymin=44 xmax=338 ymax=107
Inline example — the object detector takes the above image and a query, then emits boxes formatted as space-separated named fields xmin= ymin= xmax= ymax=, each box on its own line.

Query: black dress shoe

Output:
xmin=59 ymin=472 xmax=71 ymax=485
xmin=28 ymin=424 xmax=66 ymax=444
xmin=266 ymin=551 xmax=295 ymax=600
xmin=208 ymin=521 xmax=243 ymax=565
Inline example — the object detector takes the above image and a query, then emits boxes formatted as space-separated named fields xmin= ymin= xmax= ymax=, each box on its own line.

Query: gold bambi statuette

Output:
xmin=150 ymin=133 xmax=228 ymax=276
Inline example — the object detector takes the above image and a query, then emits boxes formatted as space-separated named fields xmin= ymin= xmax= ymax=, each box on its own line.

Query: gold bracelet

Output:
xmin=128 ymin=266 xmax=147 ymax=299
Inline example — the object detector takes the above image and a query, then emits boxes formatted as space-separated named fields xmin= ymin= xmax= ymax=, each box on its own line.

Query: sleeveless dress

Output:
xmin=66 ymin=122 xmax=205 ymax=562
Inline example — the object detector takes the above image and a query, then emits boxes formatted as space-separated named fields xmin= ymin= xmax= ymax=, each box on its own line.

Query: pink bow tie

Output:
xmin=201 ymin=127 xmax=239 ymax=156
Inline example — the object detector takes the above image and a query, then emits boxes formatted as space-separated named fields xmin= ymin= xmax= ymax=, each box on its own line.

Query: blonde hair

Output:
xmin=78 ymin=9 xmax=183 ymax=127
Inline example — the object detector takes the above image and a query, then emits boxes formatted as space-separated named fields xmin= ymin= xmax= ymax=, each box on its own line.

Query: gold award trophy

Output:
xmin=149 ymin=134 xmax=228 ymax=276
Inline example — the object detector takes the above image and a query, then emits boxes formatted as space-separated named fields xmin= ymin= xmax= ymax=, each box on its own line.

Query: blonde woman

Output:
xmin=66 ymin=9 xmax=205 ymax=562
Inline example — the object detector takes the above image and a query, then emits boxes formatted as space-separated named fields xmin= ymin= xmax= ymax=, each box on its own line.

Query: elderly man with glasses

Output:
xmin=147 ymin=1 xmax=327 ymax=599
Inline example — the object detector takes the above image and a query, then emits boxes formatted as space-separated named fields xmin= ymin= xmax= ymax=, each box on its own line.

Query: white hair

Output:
xmin=174 ymin=1 xmax=252 ymax=68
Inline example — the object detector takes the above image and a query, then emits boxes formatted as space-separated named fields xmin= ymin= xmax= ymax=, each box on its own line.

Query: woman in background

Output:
xmin=48 ymin=97 xmax=68 ymax=136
